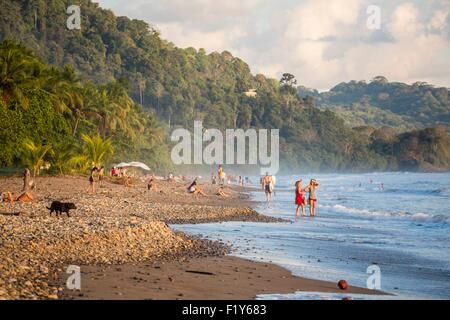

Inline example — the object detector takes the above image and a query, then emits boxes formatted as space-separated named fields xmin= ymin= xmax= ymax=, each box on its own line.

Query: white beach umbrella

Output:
xmin=115 ymin=162 xmax=150 ymax=171
xmin=115 ymin=162 xmax=130 ymax=168
xmin=128 ymin=162 xmax=151 ymax=171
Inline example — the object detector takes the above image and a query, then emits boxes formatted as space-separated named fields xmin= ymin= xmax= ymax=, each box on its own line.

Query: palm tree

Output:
xmin=50 ymin=142 xmax=77 ymax=175
xmin=153 ymin=82 xmax=164 ymax=113
xmin=136 ymin=72 xmax=146 ymax=106
xmin=0 ymin=40 xmax=41 ymax=108
xmin=21 ymin=139 xmax=52 ymax=177
xmin=67 ymin=154 xmax=90 ymax=173
xmin=71 ymin=82 xmax=97 ymax=137
xmin=81 ymin=133 xmax=114 ymax=167
xmin=40 ymin=65 xmax=83 ymax=115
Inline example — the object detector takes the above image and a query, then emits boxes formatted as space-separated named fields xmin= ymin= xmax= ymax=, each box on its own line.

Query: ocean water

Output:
xmin=172 ymin=172 xmax=450 ymax=300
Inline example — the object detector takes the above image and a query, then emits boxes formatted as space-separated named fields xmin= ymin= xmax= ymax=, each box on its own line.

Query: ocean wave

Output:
xmin=378 ymin=188 xmax=450 ymax=197
xmin=321 ymin=204 xmax=449 ymax=223
xmin=434 ymin=188 xmax=450 ymax=197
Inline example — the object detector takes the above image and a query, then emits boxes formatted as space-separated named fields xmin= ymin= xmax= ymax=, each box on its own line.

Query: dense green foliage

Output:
xmin=370 ymin=125 xmax=450 ymax=172
xmin=320 ymin=103 xmax=418 ymax=132
xmin=298 ymin=77 xmax=450 ymax=130
xmin=1 ymin=0 xmax=449 ymax=172
xmin=0 ymin=40 xmax=171 ymax=172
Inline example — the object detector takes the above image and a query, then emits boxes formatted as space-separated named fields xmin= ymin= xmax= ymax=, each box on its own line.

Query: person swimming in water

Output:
xmin=295 ymin=179 xmax=306 ymax=217
xmin=304 ymin=179 xmax=319 ymax=217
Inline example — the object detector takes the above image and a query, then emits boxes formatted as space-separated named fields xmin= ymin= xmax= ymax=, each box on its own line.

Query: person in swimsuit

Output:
xmin=304 ymin=179 xmax=319 ymax=217
xmin=98 ymin=166 xmax=105 ymax=186
xmin=86 ymin=167 xmax=98 ymax=194
xmin=295 ymin=179 xmax=306 ymax=217
xmin=262 ymin=172 xmax=274 ymax=204
xmin=187 ymin=179 xmax=206 ymax=196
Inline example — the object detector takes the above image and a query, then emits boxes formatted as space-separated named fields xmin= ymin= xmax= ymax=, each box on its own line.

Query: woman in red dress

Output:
xmin=295 ymin=179 xmax=306 ymax=217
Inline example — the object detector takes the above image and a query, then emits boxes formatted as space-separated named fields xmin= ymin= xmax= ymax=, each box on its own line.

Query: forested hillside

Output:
xmin=298 ymin=77 xmax=450 ymax=130
xmin=1 ymin=0 xmax=449 ymax=172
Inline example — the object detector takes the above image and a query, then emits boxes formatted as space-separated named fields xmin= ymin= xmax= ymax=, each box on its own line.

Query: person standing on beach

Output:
xmin=22 ymin=168 xmax=31 ymax=192
xmin=218 ymin=165 xmax=224 ymax=185
xmin=295 ymin=179 xmax=306 ymax=217
xmin=262 ymin=173 xmax=274 ymax=204
xmin=86 ymin=167 xmax=98 ymax=194
xmin=304 ymin=179 xmax=319 ymax=217
xmin=98 ymin=166 xmax=105 ymax=186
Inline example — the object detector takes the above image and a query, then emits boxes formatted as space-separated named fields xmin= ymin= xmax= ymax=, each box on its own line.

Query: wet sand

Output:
xmin=59 ymin=256 xmax=384 ymax=300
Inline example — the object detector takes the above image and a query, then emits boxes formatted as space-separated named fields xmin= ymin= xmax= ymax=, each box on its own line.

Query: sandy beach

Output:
xmin=0 ymin=175 xmax=382 ymax=300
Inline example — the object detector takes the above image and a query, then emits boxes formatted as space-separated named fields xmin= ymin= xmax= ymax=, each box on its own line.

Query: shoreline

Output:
xmin=0 ymin=175 xmax=386 ymax=299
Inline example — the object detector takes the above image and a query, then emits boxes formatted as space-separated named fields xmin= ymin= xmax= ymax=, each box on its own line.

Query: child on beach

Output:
xmin=147 ymin=176 xmax=157 ymax=192
xmin=295 ymin=179 xmax=306 ymax=217
xmin=304 ymin=179 xmax=319 ymax=217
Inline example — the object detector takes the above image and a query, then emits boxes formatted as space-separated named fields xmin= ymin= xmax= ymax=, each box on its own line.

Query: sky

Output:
xmin=96 ymin=0 xmax=450 ymax=90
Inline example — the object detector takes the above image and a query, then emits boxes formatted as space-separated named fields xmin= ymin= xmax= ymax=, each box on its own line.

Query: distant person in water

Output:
xmin=304 ymin=179 xmax=319 ymax=217
xmin=239 ymin=176 xmax=244 ymax=187
xmin=262 ymin=173 xmax=275 ymax=204
xmin=187 ymin=179 xmax=206 ymax=196
xmin=295 ymin=179 xmax=306 ymax=217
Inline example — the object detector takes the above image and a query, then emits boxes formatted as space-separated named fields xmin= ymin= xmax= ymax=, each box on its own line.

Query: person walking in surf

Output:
xmin=295 ymin=179 xmax=306 ymax=217
xmin=304 ymin=179 xmax=319 ymax=217
xmin=262 ymin=172 xmax=275 ymax=204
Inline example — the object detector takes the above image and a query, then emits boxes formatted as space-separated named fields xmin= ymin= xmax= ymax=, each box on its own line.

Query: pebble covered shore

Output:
xmin=0 ymin=176 xmax=283 ymax=300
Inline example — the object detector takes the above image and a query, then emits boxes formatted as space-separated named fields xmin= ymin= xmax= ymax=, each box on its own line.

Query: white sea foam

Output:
xmin=318 ymin=204 xmax=448 ymax=223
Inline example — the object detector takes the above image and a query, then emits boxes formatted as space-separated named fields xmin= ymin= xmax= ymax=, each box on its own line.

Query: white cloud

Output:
xmin=388 ymin=3 xmax=422 ymax=39
xmin=159 ymin=22 xmax=247 ymax=52
xmin=284 ymin=0 xmax=362 ymax=41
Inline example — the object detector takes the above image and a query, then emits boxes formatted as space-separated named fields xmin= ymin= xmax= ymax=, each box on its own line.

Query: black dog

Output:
xmin=47 ymin=201 xmax=77 ymax=217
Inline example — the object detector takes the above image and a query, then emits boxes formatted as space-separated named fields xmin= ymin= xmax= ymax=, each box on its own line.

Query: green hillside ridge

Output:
xmin=1 ymin=0 xmax=449 ymax=172
xmin=298 ymin=77 xmax=450 ymax=130
xmin=320 ymin=104 xmax=419 ymax=132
